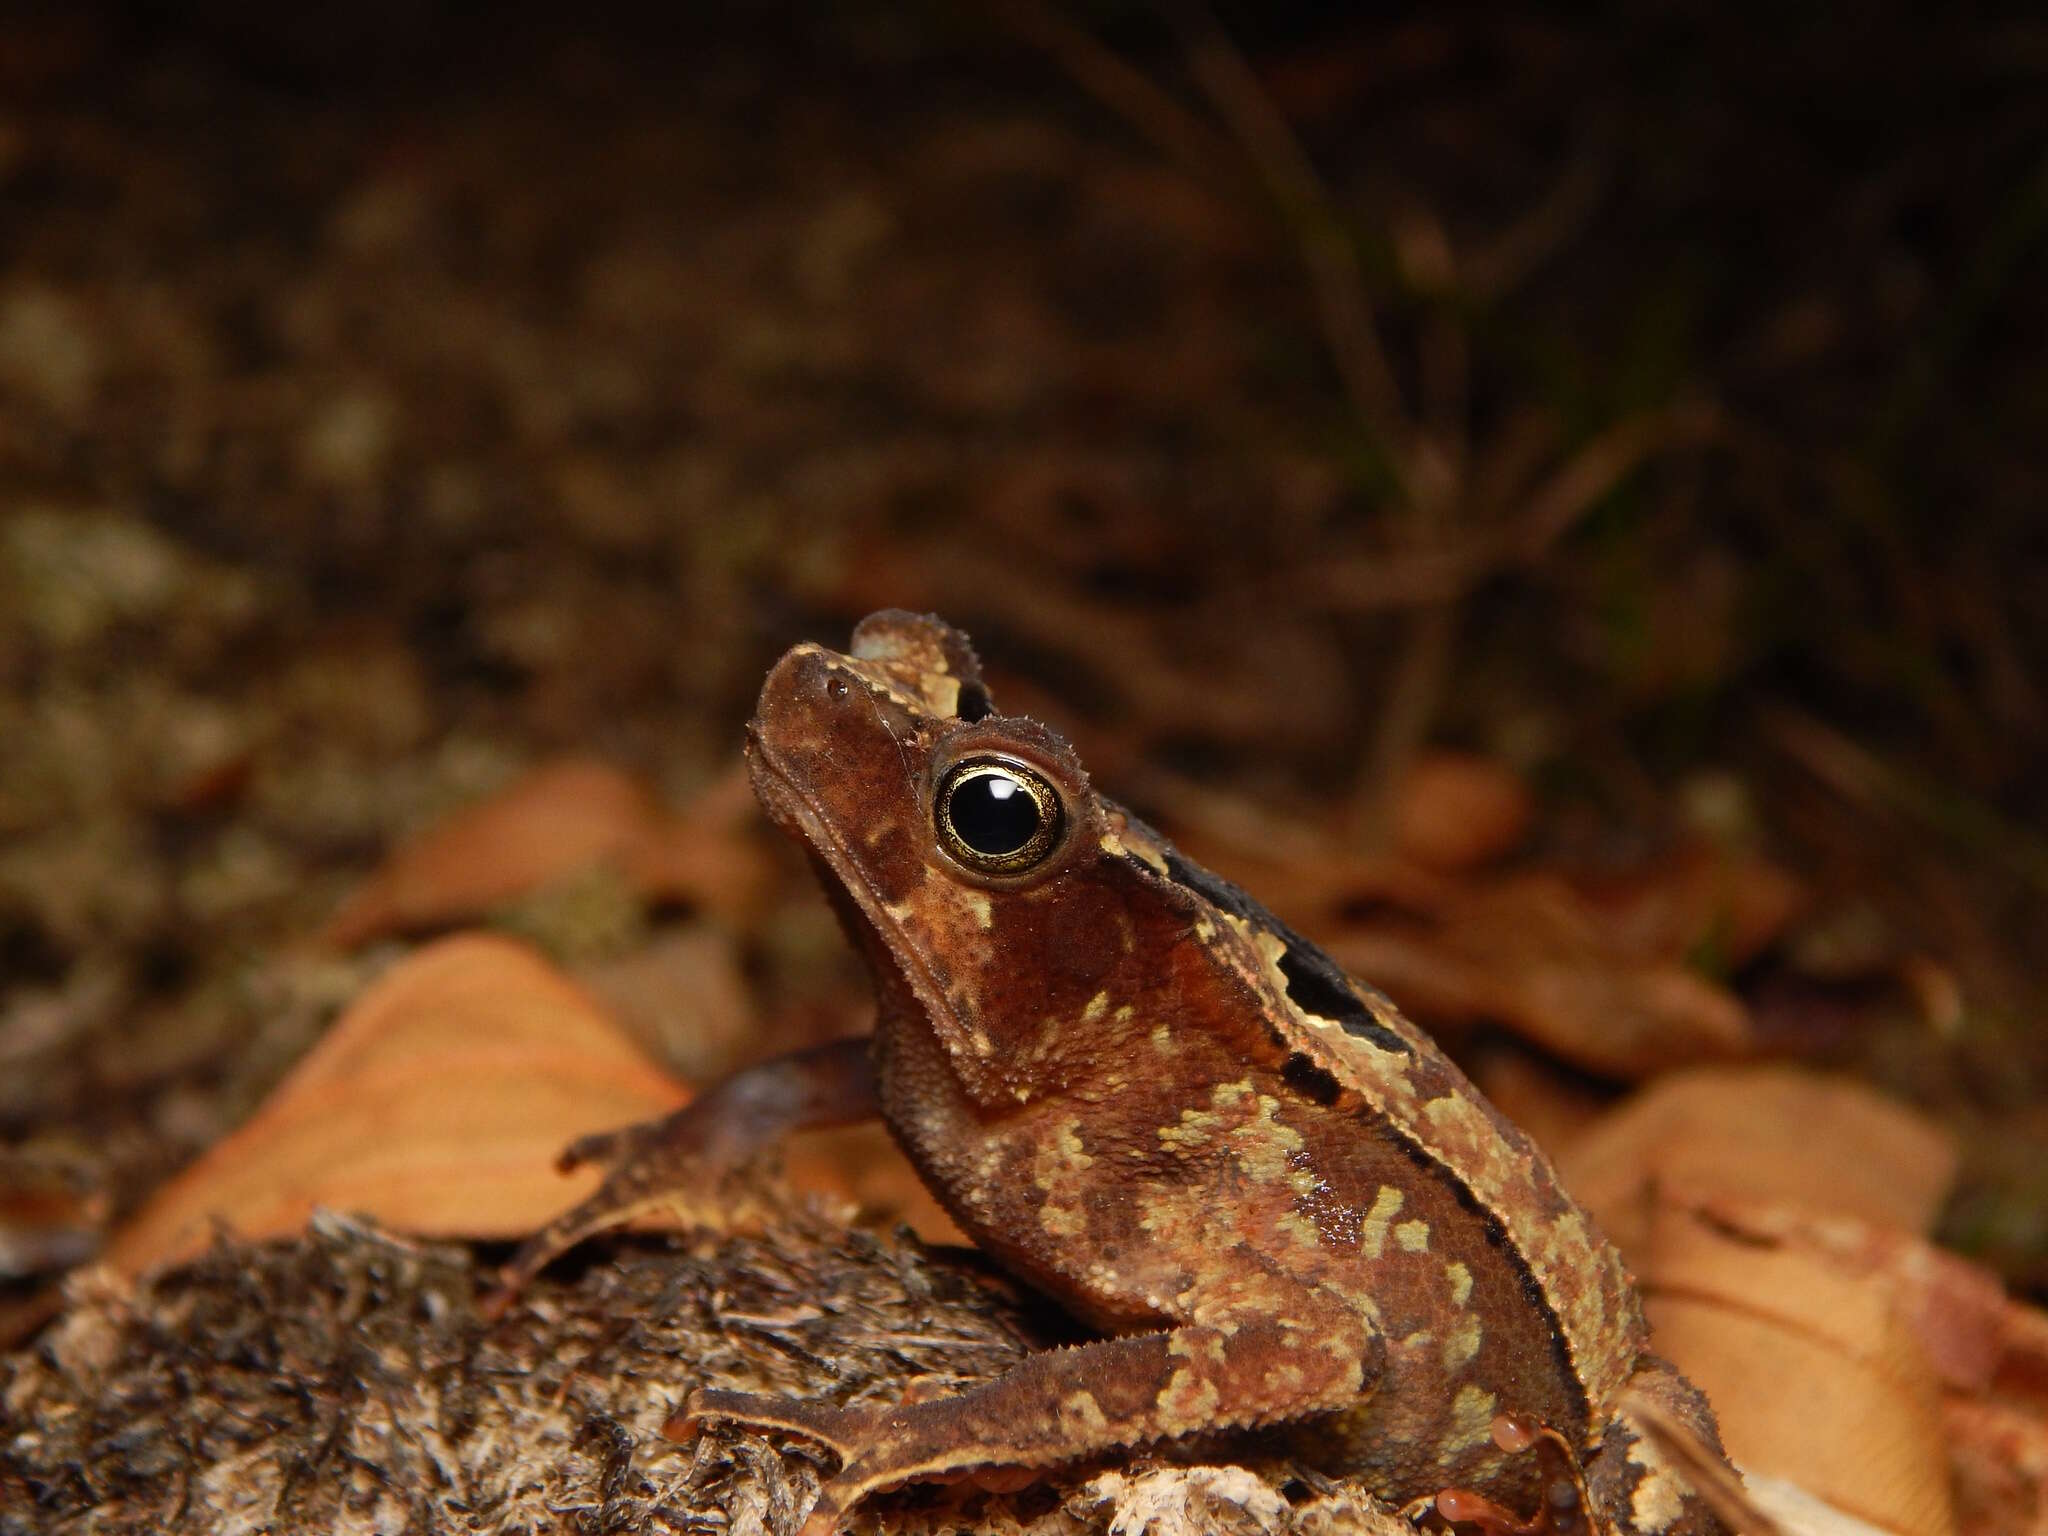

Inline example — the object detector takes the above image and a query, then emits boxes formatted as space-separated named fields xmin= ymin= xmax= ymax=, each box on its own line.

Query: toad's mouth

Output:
xmin=745 ymin=738 xmax=971 ymax=1053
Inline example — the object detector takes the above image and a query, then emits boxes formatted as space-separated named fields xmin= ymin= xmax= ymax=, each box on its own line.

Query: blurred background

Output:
xmin=2 ymin=0 xmax=2045 ymax=1303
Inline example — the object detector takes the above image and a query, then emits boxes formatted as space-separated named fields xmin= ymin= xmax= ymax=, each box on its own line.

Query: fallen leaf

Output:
xmin=1578 ymin=841 xmax=1808 ymax=973
xmin=574 ymin=923 xmax=760 ymax=1086
xmin=1637 ymin=1201 xmax=1956 ymax=1536
xmin=1326 ymin=871 xmax=1755 ymax=1078
xmin=1688 ymin=1199 xmax=2021 ymax=1394
xmin=105 ymin=934 xmax=690 ymax=1273
xmin=1391 ymin=750 xmax=1532 ymax=872
xmin=319 ymin=757 xmax=772 ymax=949
xmin=1557 ymin=1067 xmax=1958 ymax=1255
xmin=1745 ymin=1474 xmax=1913 ymax=1536
xmin=1075 ymin=1465 xmax=1301 ymax=1536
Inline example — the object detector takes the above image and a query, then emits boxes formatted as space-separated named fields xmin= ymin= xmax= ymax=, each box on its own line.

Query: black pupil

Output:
xmin=950 ymin=772 xmax=1042 ymax=855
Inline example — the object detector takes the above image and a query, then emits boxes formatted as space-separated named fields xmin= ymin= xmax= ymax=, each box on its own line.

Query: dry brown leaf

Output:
xmin=1674 ymin=1198 xmax=2022 ymax=1397
xmin=1557 ymin=1067 xmax=1958 ymax=1255
xmin=319 ymin=757 xmax=772 ymax=949
xmin=574 ymin=923 xmax=760 ymax=1086
xmin=1391 ymin=750 xmax=1532 ymax=872
xmin=1744 ymin=1475 xmax=1908 ymax=1536
xmin=1326 ymin=870 xmax=1755 ymax=1078
xmin=1163 ymin=799 xmax=1796 ymax=1078
xmin=1578 ymin=841 xmax=1808 ymax=973
xmin=1637 ymin=1201 xmax=1956 ymax=1536
xmin=105 ymin=933 xmax=690 ymax=1273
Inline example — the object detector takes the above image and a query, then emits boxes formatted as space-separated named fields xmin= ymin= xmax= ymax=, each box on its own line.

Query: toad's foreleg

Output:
xmin=488 ymin=1036 xmax=879 ymax=1308
xmin=687 ymin=1270 xmax=1384 ymax=1536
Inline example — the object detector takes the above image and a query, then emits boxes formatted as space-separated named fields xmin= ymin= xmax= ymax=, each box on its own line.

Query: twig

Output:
xmin=988 ymin=0 xmax=1242 ymax=183
xmin=1159 ymin=1 xmax=1430 ymax=506
xmin=1768 ymin=706 xmax=2048 ymax=899
xmin=1302 ymin=400 xmax=1720 ymax=613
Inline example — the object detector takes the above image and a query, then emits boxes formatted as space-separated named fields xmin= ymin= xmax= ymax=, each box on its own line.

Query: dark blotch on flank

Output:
xmin=1282 ymin=1052 xmax=1342 ymax=1106
xmin=1153 ymin=836 xmax=1413 ymax=1058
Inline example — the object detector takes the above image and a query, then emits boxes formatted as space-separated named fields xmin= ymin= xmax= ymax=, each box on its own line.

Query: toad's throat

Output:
xmin=746 ymin=746 xmax=987 ymax=1072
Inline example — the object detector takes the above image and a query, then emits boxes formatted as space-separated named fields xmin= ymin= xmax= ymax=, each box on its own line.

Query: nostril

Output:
xmin=826 ymin=676 xmax=850 ymax=700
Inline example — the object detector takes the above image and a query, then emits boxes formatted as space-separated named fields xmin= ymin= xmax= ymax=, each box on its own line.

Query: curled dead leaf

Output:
xmin=107 ymin=932 xmax=966 ymax=1277
xmin=1327 ymin=871 xmax=1755 ymax=1078
xmin=319 ymin=757 xmax=772 ymax=949
xmin=1636 ymin=1201 xmax=1956 ymax=1536
xmin=1557 ymin=1067 xmax=1958 ymax=1255
xmin=105 ymin=934 xmax=690 ymax=1274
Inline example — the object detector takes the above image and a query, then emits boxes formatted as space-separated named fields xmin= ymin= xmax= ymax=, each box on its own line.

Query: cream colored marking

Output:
xmin=884 ymin=899 xmax=916 ymax=924
xmin=1034 ymin=1121 xmax=1095 ymax=1236
xmin=1626 ymin=1425 xmax=1688 ymax=1531
xmin=1150 ymin=1023 xmax=1174 ymax=1053
xmin=1038 ymin=1203 xmax=1085 ymax=1237
xmin=1033 ymin=1120 xmax=1095 ymax=1187
xmin=1442 ymin=1314 xmax=1483 ymax=1371
xmin=1159 ymin=1104 xmax=1224 ymax=1154
xmin=1228 ymin=1094 xmax=1307 ymax=1184
xmin=1126 ymin=832 xmax=1172 ymax=877
xmin=1114 ymin=1004 xmax=1134 ymax=1023
xmin=1099 ymin=832 xmax=1128 ymax=858
xmin=1157 ymin=1367 xmax=1221 ymax=1425
xmin=1082 ymin=991 xmax=1109 ymax=1024
xmin=1276 ymin=1212 xmax=1323 ymax=1249
xmin=1170 ymin=1331 xmax=1228 ymax=1365
xmin=925 ymin=674 xmax=961 ymax=717
xmin=1442 ymin=1384 xmax=1499 ymax=1459
xmin=964 ymin=890 xmax=992 ymax=930
xmin=1395 ymin=1219 xmax=1431 ymax=1253
xmin=1193 ymin=916 xmax=1215 ymax=942
xmin=1444 ymin=1260 xmax=1474 ymax=1307
xmin=1360 ymin=1185 xmax=1406 ymax=1259
xmin=820 ymin=656 xmax=951 ymax=726
xmin=1060 ymin=1391 xmax=1109 ymax=1434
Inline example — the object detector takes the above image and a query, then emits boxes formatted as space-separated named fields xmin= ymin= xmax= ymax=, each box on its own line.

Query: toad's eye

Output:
xmin=935 ymin=758 xmax=1065 ymax=876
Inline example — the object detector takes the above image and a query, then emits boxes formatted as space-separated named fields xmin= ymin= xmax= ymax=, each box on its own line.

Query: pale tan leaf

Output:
xmin=1557 ymin=1067 xmax=1958 ymax=1254
xmin=1672 ymin=1197 xmax=2018 ymax=1397
xmin=105 ymin=933 xmax=689 ymax=1273
xmin=1637 ymin=1202 xmax=1956 ymax=1536
xmin=1744 ymin=1474 xmax=1909 ymax=1536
